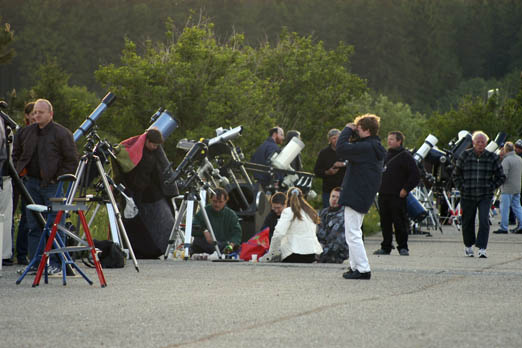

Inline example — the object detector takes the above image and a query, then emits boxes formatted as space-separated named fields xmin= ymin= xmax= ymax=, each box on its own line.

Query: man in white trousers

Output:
xmin=336 ymin=114 xmax=386 ymax=280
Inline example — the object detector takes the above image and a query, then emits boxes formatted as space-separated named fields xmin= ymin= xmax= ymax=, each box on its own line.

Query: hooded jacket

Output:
xmin=336 ymin=127 xmax=386 ymax=214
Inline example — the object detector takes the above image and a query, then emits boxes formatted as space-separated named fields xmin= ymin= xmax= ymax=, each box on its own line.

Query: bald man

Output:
xmin=12 ymin=99 xmax=78 ymax=274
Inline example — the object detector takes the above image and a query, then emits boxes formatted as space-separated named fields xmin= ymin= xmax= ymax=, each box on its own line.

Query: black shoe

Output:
xmin=493 ymin=229 xmax=508 ymax=234
xmin=2 ymin=259 xmax=14 ymax=266
xmin=399 ymin=249 xmax=409 ymax=256
xmin=510 ymin=228 xmax=522 ymax=234
xmin=17 ymin=256 xmax=29 ymax=265
xmin=343 ymin=267 xmax=354 ymax=277
xmin=373 ymin=249 xmax=391 ymax=255
xmin=343 ymin=269 xmax=371 ymax=280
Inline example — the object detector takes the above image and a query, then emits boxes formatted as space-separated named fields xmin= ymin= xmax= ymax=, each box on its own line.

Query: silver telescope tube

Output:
xmin=73 ymin=92 xmax=116 ymax=142
xmin=207 ymin=126 xmax=243 ymax=146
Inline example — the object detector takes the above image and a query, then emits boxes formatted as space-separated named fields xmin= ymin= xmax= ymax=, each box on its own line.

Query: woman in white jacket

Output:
xmin=260 ymin=187 xmax=323 ymax=263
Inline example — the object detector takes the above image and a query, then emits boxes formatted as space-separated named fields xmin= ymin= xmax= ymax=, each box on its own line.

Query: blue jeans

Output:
xmin=24 ymin=177 xmax=62 ymax=267
xmin=461 ymin=197 xmax=491 ymax=249
xmin=500 ymin=193 xmax=522 ymax=231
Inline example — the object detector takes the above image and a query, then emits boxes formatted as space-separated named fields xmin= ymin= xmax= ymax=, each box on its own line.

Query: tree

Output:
xmin=251 ymin=29 xmax=367 ymax=168
xmin=0 ymin=17 xmax=15 ymax=64
xmin=95 ymin=20 xmax=276 ymax=160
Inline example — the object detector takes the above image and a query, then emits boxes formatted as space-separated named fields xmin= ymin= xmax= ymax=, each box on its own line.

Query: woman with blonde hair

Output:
xmin=260 ymin=187 xmax=323 ymax=263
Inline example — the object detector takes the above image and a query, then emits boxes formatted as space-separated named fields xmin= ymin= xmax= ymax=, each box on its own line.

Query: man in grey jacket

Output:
xmin=494 ymin=142 xmax=522 ymax=234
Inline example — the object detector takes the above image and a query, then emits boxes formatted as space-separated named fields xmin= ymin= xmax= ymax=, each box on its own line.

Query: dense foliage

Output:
xmin=1 ymin=0 xmax=522 ymax=113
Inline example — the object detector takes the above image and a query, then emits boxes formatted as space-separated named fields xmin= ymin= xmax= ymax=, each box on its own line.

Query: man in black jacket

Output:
xmin=374 ymin=131 xmax=420 ymax=256
xmin=12 ymin=99 xmax=79 ymax=274
xmin=337 ymin=114 xmax=386 ymax=280
xmin=250 ymin=127 xmax=284 ymax=189
xmin=314 ymin=128 xmax=346 ymax=208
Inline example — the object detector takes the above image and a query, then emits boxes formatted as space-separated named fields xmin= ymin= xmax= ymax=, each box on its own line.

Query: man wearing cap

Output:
xmin=314 ymin=129 xmax=347 ymax=208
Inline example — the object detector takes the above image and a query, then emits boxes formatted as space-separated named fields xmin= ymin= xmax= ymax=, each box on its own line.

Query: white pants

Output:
xmin=1 ymin=177 xmax=13 ymax=260
xmin=344 ymin=206 xmax=370 ymax=273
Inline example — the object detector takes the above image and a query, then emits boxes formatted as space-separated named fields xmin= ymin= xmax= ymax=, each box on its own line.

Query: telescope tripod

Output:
xmin=67 ymin=150 xmax=140 ymax=272
xmin=440 ymin=188 xmax=462 ymax=231
xmin=164 ymin=189 xmax=222 ymax=260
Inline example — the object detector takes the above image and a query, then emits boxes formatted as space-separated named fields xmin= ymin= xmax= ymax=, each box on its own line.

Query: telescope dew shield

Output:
xmin=148 ymin=109 xmax=179 ymax=140
xmin=413 ymin=134 xmax=438 ymax=164
xmin=271 ymin=137 xmax=305 ymax=170
xmin=485 ymin=131 xmax=507 ymax=153
xmin=73 ymin=92 xmax=116 ymax=142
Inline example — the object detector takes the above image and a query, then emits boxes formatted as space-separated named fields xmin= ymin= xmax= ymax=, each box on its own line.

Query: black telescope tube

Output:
xmin=0 ymin=110 xmax=21 ymax=132
xmin=73 ymin=92 xmax=116 ymax=142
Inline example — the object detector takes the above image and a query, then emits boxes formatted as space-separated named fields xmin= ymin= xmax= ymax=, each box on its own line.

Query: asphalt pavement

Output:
xmin=1 ymin=216 xmax=522 ymax=348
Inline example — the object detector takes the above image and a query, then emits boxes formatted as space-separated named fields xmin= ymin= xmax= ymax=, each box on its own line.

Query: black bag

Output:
xmin=93 ymin=239 xmax=126 ymax=268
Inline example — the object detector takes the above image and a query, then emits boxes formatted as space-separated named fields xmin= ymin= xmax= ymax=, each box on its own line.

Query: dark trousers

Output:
xmin=191 ymin=236 xmax=226 ymax=255
xmin=25 ymin=177 xmax=62 ymax=267
xmin=282 ymin=253 xmax=316 ymax=263
xmin=461 ymin=196 xmax=491 ymax=249
xmin=378 ymin=194 xmax=409 ymax=252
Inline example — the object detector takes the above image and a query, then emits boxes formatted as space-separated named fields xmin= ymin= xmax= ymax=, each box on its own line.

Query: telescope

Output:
xmin=271 ymin=136 xmax=305 ymax=170
xmin=485 ymin=131 xmax=507 ymax=153
xmin=449 ymin=130 xmax=472 ymax=159
xmin=207 ymin=126 xmax=243 ymax=147
xmin=0 ymin=101 xmax=20 ymax=131
xmin=164 ymin=141 xmax=208 ymax=186
xmin=425 ymin=147 xmax=448 ymax=165
xmin=148 ymin=108 xmax=180 ymax=140
xmin=73 ymin=92 xmax=116 ymax=142
xmin=413 ymin=134 xmax=438 ymax=164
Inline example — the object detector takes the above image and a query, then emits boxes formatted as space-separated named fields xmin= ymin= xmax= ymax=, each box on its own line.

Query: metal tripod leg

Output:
xmin=164 ymin=192 xmax=222 ymax=260
xmin=164 ymin=199 xmax=187 ymax=259
xmin=197 ymin=197 xmax=222 ymax=258
xmin=93 ymin=158 xmax=139 ymax=272
xmin=65 ymin=154 xmax=139 ymax=272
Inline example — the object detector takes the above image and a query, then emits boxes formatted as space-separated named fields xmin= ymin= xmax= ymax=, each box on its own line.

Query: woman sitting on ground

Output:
xmin=260 ymin=187 xmax=323 ymax=263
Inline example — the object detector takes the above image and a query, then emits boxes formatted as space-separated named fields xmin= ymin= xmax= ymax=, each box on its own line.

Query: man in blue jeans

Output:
xmin=494 ymin=142 xmax=522 ymax=234
xmin=453 ymin=131 xmax=505 ymax=258
xmin=12 ymin=99 xmax=78 ymax=274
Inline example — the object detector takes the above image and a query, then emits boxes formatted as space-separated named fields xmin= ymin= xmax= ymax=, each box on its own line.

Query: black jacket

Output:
xmin=313 ymin=145 xmax=346 ymax=194
xmin=12 ymin=121 xmax=78 ymax=185
xmin=379 ymin=147 xmax=420 ymax=196
xmin=250 ymin=137 xmax=281 ymax=186
xmin=336 ymin=127 xmax=386 ymax=214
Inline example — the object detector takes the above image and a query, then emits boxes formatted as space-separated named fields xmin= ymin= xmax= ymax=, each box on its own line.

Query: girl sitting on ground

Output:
xmin=260 ymin=187 xmax=323 ymax=263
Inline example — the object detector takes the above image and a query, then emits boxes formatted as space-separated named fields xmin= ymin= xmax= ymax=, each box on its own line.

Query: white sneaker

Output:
xmin=478 ymin=249 xmax=487 ymax=258
xmin=465 ymin=247 xmax=474 ymax=257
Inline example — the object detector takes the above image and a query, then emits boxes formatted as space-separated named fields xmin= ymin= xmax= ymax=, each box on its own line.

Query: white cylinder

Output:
xmin=413 ymin=134 xmax=438 ymax=163
xmin=458 ymin=130 xmax=471 ymax=140
xmin=485 ymin=141 xmax=499 ymax=153
xmin=271 ymin=137 xmax=305 ymax=170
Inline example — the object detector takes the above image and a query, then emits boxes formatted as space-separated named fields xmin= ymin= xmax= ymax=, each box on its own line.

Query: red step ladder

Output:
xmin=32 ymin=198 xmax=107 ymax=287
